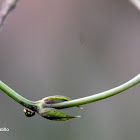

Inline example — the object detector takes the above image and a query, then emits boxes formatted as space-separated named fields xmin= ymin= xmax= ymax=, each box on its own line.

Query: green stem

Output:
xmin=48 ymin=74 xmax=140 ymax=109
xmin=1 ymin=74 xmax=140 ymax=110
xmin=0 ymin=81 xmax=38 ymax=111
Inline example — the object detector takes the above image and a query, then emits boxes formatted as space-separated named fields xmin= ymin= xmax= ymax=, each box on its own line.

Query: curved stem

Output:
xmin=1 ymin=74 xmax=140 ymax=110
xmin=0 ymin=81 xmax=38 ymax=111
xmin=47 ymin=74 xmax=140 ymax=109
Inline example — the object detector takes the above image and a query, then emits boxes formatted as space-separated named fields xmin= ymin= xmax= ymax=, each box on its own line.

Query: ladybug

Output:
xmin=24 ymin=108 xmax=35 ymax=117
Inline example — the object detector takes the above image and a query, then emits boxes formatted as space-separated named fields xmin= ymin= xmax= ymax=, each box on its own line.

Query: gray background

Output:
xmin=0 ymin=0 xmax=140 ymax=140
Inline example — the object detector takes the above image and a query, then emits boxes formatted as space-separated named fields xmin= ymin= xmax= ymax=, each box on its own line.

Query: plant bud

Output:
xmin=39 ymin=108 xmax=80 ymax=121
xmin=42 ymin=95 xmax=82 ymax=109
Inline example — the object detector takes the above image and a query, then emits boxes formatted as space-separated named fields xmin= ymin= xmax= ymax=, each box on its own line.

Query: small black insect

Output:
xmin=24 ymin=108 xmax=35 ymax=117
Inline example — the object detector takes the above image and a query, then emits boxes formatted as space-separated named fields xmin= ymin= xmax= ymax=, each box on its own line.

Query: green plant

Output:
xmin=1 ymin=0 xmax=140 ymax=121
xmin=0 ymin=74 xmax=140 ymax=121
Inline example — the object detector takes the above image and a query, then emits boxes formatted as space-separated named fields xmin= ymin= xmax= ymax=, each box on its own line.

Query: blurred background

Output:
xmin=0 ymin=0 xmax=140 ymax=140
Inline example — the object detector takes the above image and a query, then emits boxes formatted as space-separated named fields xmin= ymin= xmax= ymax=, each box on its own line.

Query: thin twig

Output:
xmin=129 ymin=0 xmax=140 ymax=11
xmin=0 ymin=0 xmax=19 ymax=29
